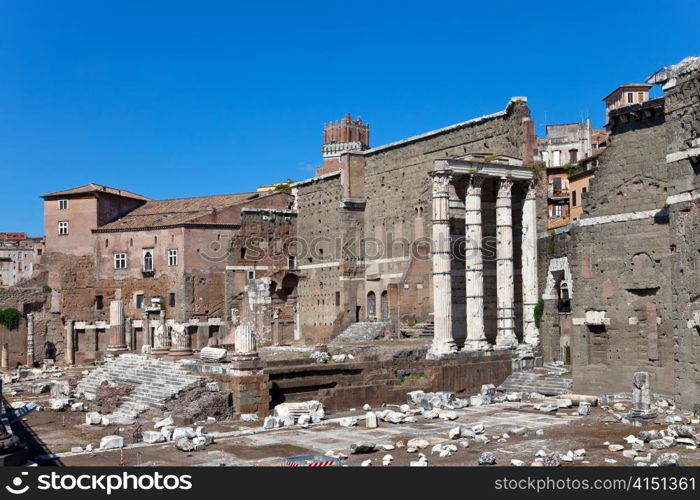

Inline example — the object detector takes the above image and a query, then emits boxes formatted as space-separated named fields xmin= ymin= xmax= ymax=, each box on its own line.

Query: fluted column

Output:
xmin=521 ymin=182 xmax=540 ymax=345
xmin=108 ymin=300 xmax=127 ymax=352
xmin=495 ymin=179 xmax=518 ymax=348
xmin=1 ymin=343 xmax=8 ymax=371
xmin=26 ymin=313 xmax=35 ymax=367
xmin=168 ymin=323 xmax=193 ymax=357
xmin=464 ymin=176 xmax=491 ymax=351
xmin=428 ymin=171 xmax=457 ymax=357
xmin=65 ymin=319 xmax=75 ymax=365
xmin=152 ymin=309 xmax=171 ymax=355
xmin=233 ymin=324 xmax=259 ymax=360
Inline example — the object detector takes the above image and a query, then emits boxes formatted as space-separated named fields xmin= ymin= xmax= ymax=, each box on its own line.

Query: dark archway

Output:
xmin=367 ymin=291 xmax=376 ymax=318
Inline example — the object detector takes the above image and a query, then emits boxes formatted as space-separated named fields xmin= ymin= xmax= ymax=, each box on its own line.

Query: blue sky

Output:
xmin=1 ymin=0 xmax=698 ymax=235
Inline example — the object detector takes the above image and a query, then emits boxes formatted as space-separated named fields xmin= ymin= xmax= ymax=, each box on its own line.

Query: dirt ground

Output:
xmin=17 ymin=401 xmax=699 ymax=467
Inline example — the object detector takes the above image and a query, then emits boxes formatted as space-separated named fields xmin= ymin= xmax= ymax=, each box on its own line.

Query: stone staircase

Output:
xmin=400 ymin=314 xmax=434 ymax=338
xmin=75 ymin=354 xmax=203 ymax=419
xmin=498 ymin=371 xmax=573 ymax=396
xmin=332 ymin=322 xmax=390 ymax=343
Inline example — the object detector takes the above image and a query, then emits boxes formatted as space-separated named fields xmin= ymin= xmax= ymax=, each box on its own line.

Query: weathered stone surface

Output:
xmin=154 ymin=416 xmax=173 ymax=429
xmin=350 ymin=441 xmax=376 ymax=454
xmin=542 ymin=452 xmax=561 ymax=467
xmin=142 ymin=431 xmax=165 ymax=444
xmin=478 ymin=452 xmax=497 ymax=465
xmin=365 ymin=412 xmax=378 ymax=428
xmin=339 ymin=417 xmax=358 ymax=427
xmin=656 ymin=453 xmax=679 ymax=467
xmin=99 ymin=435 xmax=124 ymax=450
xmin=85 ymin=412 xmax=102 ymax=425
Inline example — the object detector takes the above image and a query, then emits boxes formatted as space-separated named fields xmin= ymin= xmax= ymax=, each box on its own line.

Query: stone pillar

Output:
xmin=463 ymin=176 xmax=491 ymax=351
xmin=428 ymin=171 xmax=457 ymax=357
xmin=521 ymin=182 xmax=540 ymax=345
xmin=65 ymin=320 xmax=75 ymax=366
xmin=1 ymin=343 xmax=8 ymax=371
xmin=168 ymin=323 xmax=193 ymax=357
xmin=495 ymin=179 xmax=518 ymax=349
xmin=107 ymin=300 xmax=127 ymax=352
xmin=26 ymin=313 xmax=35 ymax=367
xmin=233 ymin=324 xmax=259 ymax=360
xmin=125 ymin=317 xmax=133 ymax=351
xmin=152 ymin=310 xmax=171 ymax=355
xmin=142 ymin=311 xmax=151 ymax=350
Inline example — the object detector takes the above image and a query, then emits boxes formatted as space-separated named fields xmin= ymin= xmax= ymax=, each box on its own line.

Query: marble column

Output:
xmin=26 ymin=313 xmax=35 ymax=367
xmin=1 ymin=343 xmax=8 ymax=371
xmin=495 ymin=179 xmax=518 ymax=348
xmin=428 ymin=171 xmax=457 ymax=356
xmin=233 ymin=324 xmax=259 ymax=360
xmin=521 ymin=182 xmax=540 ymax=345
xmin=108 ymin=300 xmax=127 ymax=352
xmin=152 ymin=310 xmax=171 ymax=355
xmin=65 ymin=320 xmax=75 ymax=365
xmin=125 ymin=317 xmax=133 ymax=351
xmin=168 ymin=323 xmax=193 ymax=357
xmin=142 ymin=311 xmax=151 ymax=351
xmin=463 ymin=176 xmax=491 ymax=351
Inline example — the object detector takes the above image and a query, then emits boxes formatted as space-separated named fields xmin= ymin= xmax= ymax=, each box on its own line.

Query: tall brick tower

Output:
xmin=316 ymin=113 xmax=370 ymax=175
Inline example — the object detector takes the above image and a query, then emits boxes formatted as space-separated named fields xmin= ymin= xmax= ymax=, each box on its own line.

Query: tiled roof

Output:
xmin=42 ymin=183 xmax=149 ymax=201
xmin=97 ymin=192 xmax=261 ymax=230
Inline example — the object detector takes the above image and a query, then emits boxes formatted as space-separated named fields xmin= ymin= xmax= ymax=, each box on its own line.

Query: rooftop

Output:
xmin=95 ymin=192 xmax=263 ymax=231
xmin=41 ymin=183 xmax=150 ymax=201
xmin=602 ymin=83 xmax=653 ymax=101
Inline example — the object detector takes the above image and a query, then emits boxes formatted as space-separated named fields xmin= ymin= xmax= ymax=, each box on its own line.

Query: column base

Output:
xmin=107 ymin=345 xmax=128 ymax=353
xmin=427 ymin=339 xmax=457 ymax=359
xmin=168 ymin=348 xmax=193 ymax=357
xmin=523 ymin=325 xmax=540 ymax=346
xmin=495 ymin=332 xmax=518 ymax=349
xmin=151 ymin=348 xmax=171 ymax=356
xmin=462 ymin=339 xmax=492 ymax=352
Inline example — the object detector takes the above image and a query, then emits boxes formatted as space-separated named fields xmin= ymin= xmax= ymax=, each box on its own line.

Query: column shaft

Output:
xmin=65 ymin=320 xmax=75 ymax=365
xmin=108 ymin=300 xmax=127 ymax=352
xmin=26 ymin=313 xmax=35 ymax=367
xmin=522 ymin=182 xmax=540 ymax=345
xmin=464 ymin=176 xmax=491 ymax=351
xmin=496 ymin=179 xmax=518 ymax=348
xmin=428 ymin=171 xmax=456 ymax=356
xmin=152 ymin=310 xmax=171 ymax=355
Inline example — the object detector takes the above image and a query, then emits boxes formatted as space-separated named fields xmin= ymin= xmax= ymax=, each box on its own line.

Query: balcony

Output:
xmin=548 ymin=187 xmax=570 ymax=200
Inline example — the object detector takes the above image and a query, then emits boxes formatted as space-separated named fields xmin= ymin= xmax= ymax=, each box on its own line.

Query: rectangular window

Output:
xmin=627 ymin=92 xmax=634 ymax=103
xmin=572 ymin=190 xmax=577 ymax=207
xmin=247 ymin=270 xmax=255 ymax=281
xmin=168 ymin=249 xmax=178 ymax=266
xmin=552 ymin=204 xmax=563 ymax=218
xmin=552 ymin=150 xmax=561 ymax=167
xmin=59 ymin=199 xmax=68 ymax=210
xmin=136 ymin=294 xmax=144 ymax=309
xmin=114 ymin=252 xmax=127 ymax=269
xmin=95 ymin=295 xmax=103 ymax=310
xmin=58 ymin=221 xmax=68 ymax=235
xmin=335 ymin=291 xmax=341 ymax=306
xmin=569 ymin=149 xmax=577 ymax=163
xmin=288 ymin=255 xmax=296 ymax=270
xmin=169 ymin=292 xmax=176 ymax=307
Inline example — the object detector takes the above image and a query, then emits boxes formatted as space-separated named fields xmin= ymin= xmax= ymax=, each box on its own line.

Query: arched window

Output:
xmin=367 ymin=291 xmax=376 ymax=318
xmin=143 ymin=250 xmax=154 ymax=272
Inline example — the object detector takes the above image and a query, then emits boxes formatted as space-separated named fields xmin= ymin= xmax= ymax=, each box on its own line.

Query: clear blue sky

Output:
xmin=1 ymin=0 xmax=698 ymax=235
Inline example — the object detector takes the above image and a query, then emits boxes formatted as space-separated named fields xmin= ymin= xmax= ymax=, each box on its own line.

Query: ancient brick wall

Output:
xmin=565 ymin=98 xmax=676 ymax=397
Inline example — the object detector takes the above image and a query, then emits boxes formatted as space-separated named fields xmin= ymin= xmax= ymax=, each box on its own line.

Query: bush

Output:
xmin=0 ymin=308 xmax=22 ymax=330
xmin=534 ymin=298 xmax=545 ymax=329
xmin=42 ymin=285 xmax=52 ymax=293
